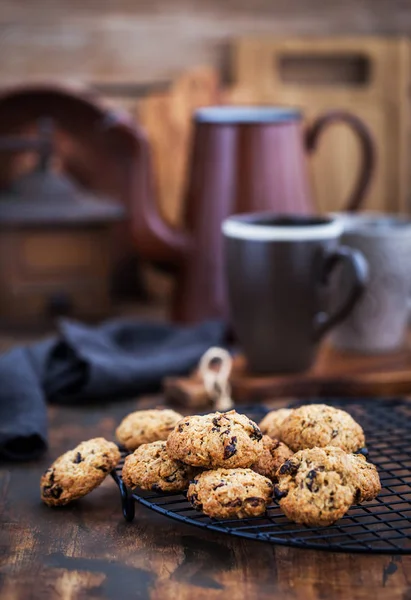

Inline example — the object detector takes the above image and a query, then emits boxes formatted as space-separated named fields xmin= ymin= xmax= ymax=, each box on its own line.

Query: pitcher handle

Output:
xmin=313 ymin=246 xmax=369 ymax=340
xmin=306 ymin=111 xmax=376 ymax=212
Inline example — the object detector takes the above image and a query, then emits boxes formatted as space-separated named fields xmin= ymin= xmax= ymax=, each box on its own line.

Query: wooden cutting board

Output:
xmin=230 ymin=341 xmax=411 ymax=402
xmin=226 ymin=36 xmax=411 ymax=215
xmin=164 ymin=338 xmax=411 ymax=407
xmin=138 ymin=66 xmax=221 ymax=226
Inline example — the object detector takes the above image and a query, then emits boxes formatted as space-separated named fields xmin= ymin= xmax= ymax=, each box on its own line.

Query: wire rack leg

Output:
xmin=111 ymin=471 xmax=135 ymax=522
xmin=120 ymin=480 xmax=135 ymax=522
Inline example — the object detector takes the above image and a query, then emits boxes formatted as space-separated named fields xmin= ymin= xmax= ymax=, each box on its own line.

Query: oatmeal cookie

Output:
xmin=166 ymin=410 xmax=263 ymax=469
xmin=40 ymin=438 xmax=121 ymax=507
xmin=259 ymin=408 xmax=294 ymax=440
xmin=187 ymin=468 xmax=273 ymax=519
xmin=274 ymin=446 xmax=379 ymax=526
xmin=274 ymin=446 xmax=355 ymax=526
xmin=122 ymin=440 xmax=198 ymax=493
xmin=280 ymin=404 xmax=365 ymax=453
xmin=251 ymin=435 xmax=293 ymax=481
xmin=347 ymin=452 xmax=381 ymax=503
xmin=115 ymin=409 xmax=183 ymax=450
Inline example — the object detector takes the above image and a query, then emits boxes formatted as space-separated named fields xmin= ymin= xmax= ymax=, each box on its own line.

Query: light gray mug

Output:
xmin=329 ymin=213 xmax=411 ymax=353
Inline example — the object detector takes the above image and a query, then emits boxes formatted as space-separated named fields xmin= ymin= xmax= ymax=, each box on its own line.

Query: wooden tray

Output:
xmin=230 ymin=341 xmax=411 ymax=401
xmin=164 ymin=340 xmax=411 ymax=407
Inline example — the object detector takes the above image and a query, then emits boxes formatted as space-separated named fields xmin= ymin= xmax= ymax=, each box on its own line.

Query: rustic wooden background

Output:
xmin=2 ymin=0 xmax=411 ymax=87
xmin=2 ymin=0 xmax=411 ymax=303
xmin=2 ymin=2 xmax=410 ymax=216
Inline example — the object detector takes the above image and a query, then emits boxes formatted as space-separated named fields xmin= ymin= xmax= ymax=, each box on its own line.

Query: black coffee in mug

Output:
xmin=222 ymin=214 xmax=368 ymax=373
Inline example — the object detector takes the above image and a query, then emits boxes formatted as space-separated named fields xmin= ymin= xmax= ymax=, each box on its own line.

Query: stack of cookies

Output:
xmin=257 ymin=404 xmax=380 ymax=526
xmin=119 ymin=404 xmax=381 ymax=526
xmin=120 ymin=410 xmax=275 ymax=520
xmin=40 ymin=403 xmax=381 ymax=527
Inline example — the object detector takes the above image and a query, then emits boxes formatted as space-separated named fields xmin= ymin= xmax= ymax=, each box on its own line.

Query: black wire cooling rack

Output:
xmin=111 ymin=398 xmax=411 ymax=554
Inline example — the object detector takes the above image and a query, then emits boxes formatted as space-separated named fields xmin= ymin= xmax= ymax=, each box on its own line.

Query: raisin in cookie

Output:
xmin=251 ymin=435 xmax=293 ymax=481
xmin=187 ymin=468 xmax=273 ymax=519
xmin=347 ymin=452 xmax=381 ymax=503
xmin=166 ymin=410 xmax=263 ymax=469
xmin=41 ymin=438 xmax=120 ymax=507
xmin=280 ymin=404 xmax=365 ymax=453
xmin=115 ymin=409 xmax=183 ymax=450
xmin=122 ymin=440 xmax=198 ymax=493
xmin=274 ymin=446 xmax=379 ymax=526
xmin=259 ymin=408 xmax=294 ymax=440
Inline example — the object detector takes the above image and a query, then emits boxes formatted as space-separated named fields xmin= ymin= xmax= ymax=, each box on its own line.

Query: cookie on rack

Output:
xmin=259 ymin=408 xmax=294 ymax=440
xmin=187 ymin=468 xmax=273 ymax=519
xmin=251 ymin=435 xmax=293 ymax=481
xmin=274 ymin=446 xmax=355 ymax=526
xmin=347 ymin=452 xmax=381 ymax=503
xmin=122 ymin=440 xmax=198 ymax=493
xmin=280 ymin=404 xmax=365 ymax=453
xmin=274 ymin=446 xmax=379 ymax=526
xmin=166 ymin=410 xmax=263 ymax=469
xmin=115 ymin=408 xmax=183 ymax=450
xmin=40 ymin=438 xmax=121 ymax=507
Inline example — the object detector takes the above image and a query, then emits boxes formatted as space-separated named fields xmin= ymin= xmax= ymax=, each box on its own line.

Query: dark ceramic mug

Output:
xmin=222 ymin=214 xmax=369 ymax=373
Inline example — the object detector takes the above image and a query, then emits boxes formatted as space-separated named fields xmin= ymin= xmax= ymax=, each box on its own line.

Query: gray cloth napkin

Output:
xmin=0 ymin=318 xmax=226 ymax=461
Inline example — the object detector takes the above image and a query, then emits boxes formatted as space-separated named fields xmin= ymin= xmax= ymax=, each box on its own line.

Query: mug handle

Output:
xmin=306 ymin=111 xmax=376 ymax=212
xmin=313 ymin=246 xmax=369 ymax=340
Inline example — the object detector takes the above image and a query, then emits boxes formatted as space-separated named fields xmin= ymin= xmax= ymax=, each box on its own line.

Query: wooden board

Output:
xmin=230 ymin=340 xmax=411 ymax=402
xmin=227 ymin=37 xmax=411 ymax=215
xmin=137 ymin=66 xmax=221 ymax=226
xmin=163 ymin=336 xmax=411 ymax=407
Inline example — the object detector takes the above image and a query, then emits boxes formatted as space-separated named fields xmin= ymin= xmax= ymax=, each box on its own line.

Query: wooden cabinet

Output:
xmin=0 ymin=226 xmax=112 ymax=323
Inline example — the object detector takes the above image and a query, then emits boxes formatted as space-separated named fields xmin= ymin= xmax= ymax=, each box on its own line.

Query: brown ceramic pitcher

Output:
xmin=131 ymin=106 xmax=375 ymax=322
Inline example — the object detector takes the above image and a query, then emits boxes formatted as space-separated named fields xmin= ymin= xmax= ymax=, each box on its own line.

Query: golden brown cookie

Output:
xmin=115 ymin=409 xmax=183 ymax=450
xmin=274 ymin=446 xmax=379 ymax=526
xmin=274 ymin=447 xmax=355 ymax=526
xmin=280 ymin=404 xmax=365 ymax=453
xmin=259 ymin=408 xmax=294 ymax=440
xmin=187 ymin=468 xmax=273 ymax=519
xmin=347 ymin=453 xmax=381 ymax=503
xmin=122 ymin=440 xmax=198 ymax=493
xmin=251 ymin=435 xmax=293 ymax=481
xmin=40 ymin=438 xmax=121 ymax=507
xmin=166 ymin=410 xmax=263 ymax=469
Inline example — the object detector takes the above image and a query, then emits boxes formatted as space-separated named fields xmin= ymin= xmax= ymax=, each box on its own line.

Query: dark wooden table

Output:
xmin=1 ymin=331 xmax=411 ymax=599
